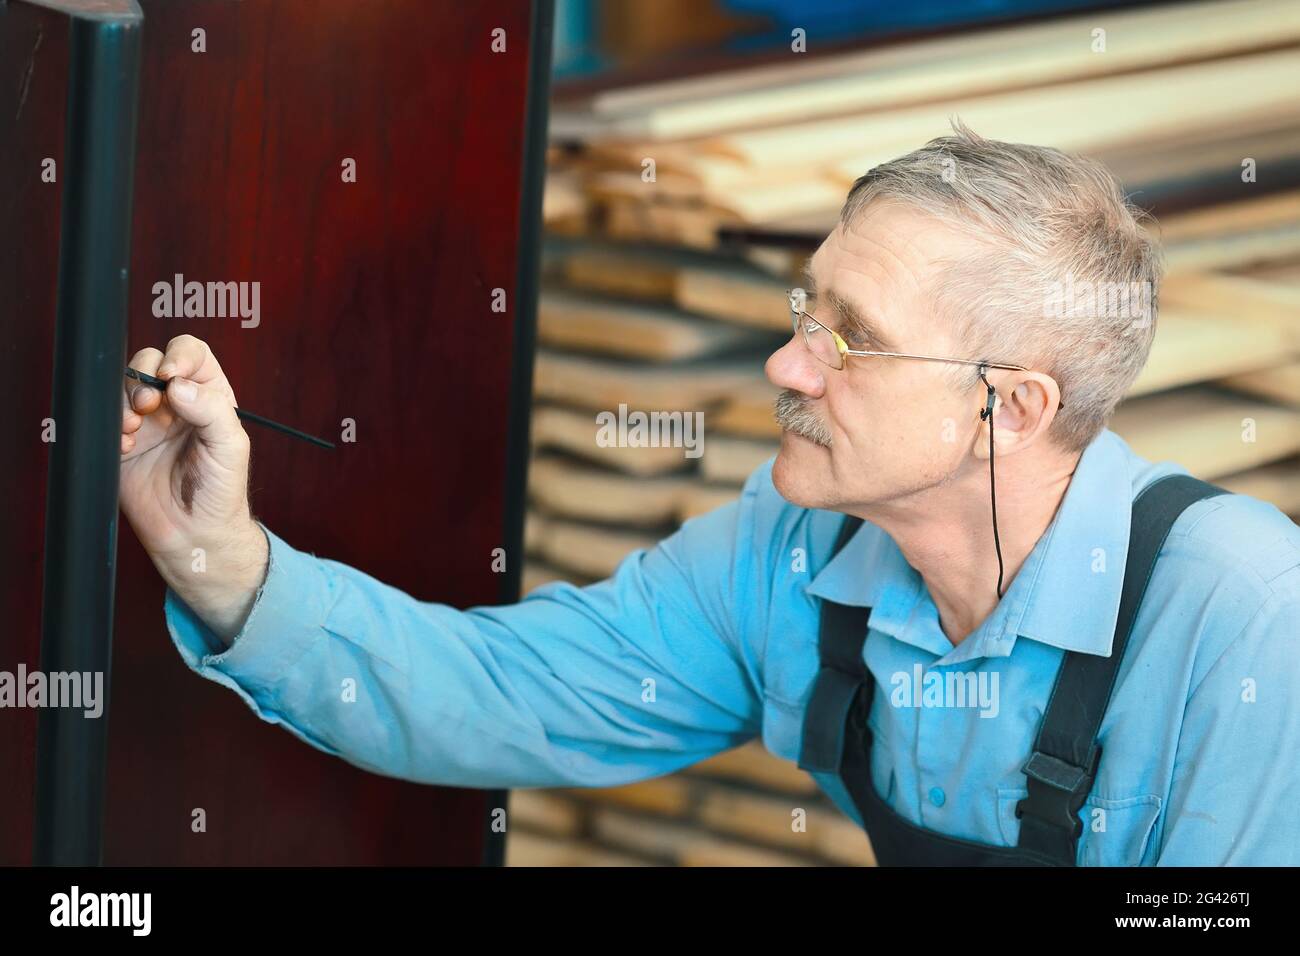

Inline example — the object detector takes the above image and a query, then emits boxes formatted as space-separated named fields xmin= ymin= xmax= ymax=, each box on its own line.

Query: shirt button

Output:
xmin=929 ymin=787 xmax=946 ymax=808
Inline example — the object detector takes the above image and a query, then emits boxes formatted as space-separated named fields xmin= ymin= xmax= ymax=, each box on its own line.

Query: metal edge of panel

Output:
xmin=483 ymin=0 xmax=555 ymax=869
xmin=32 ymin=0 xmax=142 ymax=866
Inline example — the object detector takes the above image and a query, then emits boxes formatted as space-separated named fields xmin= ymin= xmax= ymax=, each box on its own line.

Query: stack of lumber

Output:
xmin=511 ymin=0 xmax=1300 ymax=866
xmin=547 ymin=0 xmax=1300 ymax=248
xmin=507 ymin=741 xmax=875 ymax=867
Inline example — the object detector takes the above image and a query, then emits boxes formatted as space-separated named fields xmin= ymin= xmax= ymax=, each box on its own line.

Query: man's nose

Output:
xmin=765 ymin=335 xmax=826 ymax=398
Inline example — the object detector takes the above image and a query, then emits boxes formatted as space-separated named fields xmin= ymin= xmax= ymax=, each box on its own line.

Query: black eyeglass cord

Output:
xmin=978 ymin=367 xmax=1006 ymax=600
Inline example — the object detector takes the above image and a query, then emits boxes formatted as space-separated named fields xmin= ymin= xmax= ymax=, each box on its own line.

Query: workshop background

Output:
xmin=506 ymin=0 xmax=1300 ymax=866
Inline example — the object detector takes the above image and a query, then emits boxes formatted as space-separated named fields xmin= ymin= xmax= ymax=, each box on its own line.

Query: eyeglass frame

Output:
xmin=786 ymin=289 xmax=1065 ymax=410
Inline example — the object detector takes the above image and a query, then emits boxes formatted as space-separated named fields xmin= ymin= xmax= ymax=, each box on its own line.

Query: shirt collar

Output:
xmin=804 ymin=429 xmax=1136 ymax=664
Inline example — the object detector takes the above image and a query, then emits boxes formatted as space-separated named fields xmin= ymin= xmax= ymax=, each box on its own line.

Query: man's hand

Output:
xmin=120 ymin=334 xmax=267 ymax=646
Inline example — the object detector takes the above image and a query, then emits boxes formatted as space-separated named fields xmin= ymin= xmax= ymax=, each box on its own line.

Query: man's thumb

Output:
xmin=166 ymin=378 xmax=246 ymax=448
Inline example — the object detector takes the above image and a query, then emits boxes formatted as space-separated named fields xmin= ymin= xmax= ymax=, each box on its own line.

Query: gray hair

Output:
xmin=838 ymin=117 xmax=1162 ymax=453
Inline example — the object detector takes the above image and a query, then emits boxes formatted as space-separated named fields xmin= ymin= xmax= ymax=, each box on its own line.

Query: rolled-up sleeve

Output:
xmin=165 ymin=477 xmax=769 ymax=790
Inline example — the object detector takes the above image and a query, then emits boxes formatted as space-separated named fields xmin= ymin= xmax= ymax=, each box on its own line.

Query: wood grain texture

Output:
xmin=112 ymin=0 xmax=534 ymax=866
xmin=0 ymin=0 xmax=71 ymax=869
xmin=2 ymin=0 xmax=540 ymax=865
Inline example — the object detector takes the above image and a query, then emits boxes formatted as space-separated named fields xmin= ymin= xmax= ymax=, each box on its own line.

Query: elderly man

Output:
xmin=119 ymin=122 xmax=1300 ymax=866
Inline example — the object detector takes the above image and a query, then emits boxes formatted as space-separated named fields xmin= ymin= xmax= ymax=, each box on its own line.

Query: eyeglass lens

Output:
xmin=793 ymin=311 xmax=843 ymax=369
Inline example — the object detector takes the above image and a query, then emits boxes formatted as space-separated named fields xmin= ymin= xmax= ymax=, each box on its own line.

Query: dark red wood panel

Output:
xmin=3 ymin=0 xmax=539 ymax=865
xmin=0 ymin=0 xmax=71 ymax=868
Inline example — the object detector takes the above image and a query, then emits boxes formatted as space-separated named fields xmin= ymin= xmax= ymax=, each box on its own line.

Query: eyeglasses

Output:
xmin=787 ymin=289 xmax=1064 ymax=409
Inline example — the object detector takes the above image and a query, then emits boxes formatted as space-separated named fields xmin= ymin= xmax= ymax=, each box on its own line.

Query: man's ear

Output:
xmin=972 ymin=376 xmax=1056 ymax=460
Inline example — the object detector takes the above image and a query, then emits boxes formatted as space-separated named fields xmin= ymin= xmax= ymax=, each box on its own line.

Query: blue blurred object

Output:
xmin=552 ymin=0 xmax=608 ymax=78
xmin=722 ymin=0 xmax=1118 ymax=37
xmin=551 ymin=0 xmax=1144 ymax=79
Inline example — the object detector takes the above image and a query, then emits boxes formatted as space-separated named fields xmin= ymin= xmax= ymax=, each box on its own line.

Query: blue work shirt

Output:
xmin=165 ymin=427 xmax=1300 ymax=865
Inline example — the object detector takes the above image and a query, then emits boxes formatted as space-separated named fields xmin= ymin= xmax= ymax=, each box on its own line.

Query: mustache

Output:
xmin=773 ymin=389 xmax=832 ymax=446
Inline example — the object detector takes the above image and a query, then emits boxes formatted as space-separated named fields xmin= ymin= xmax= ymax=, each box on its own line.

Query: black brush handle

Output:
xmin=124 ymin=366 xmax=335 ymax=450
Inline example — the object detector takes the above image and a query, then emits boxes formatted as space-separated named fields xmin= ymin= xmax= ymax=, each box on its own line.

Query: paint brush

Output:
xmin=125 ymin=367 xmax=335 ymax=450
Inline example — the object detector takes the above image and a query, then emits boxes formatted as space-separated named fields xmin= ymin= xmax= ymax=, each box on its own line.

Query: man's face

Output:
xmin=765 ymin=201 xmax=987 ymax=512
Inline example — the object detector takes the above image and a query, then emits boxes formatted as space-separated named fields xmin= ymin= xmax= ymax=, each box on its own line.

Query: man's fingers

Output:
xmin=124 ymin=337 xmax=238 ymax=437
xmin=157 ymin=334 xmax=229 ymax=390
xmin=164 ymin=377 xmax=248 ymax=453
xmin=125 ymin=346 xmax=165 ymax=413
xmin=130 ymin=385 xmax=163 ymax=415
xmin=128 ymin=346 xmax=164 ymax=374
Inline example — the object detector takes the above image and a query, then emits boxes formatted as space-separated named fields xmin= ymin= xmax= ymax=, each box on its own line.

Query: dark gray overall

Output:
xmin=797 ymin=474 xmax=1227 ymax=866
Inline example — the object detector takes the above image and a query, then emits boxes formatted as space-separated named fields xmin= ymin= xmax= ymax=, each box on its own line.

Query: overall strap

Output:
xmin=1015 ymin=473 xmax=1230 ymax=863
xmin=798 ymin=514 xmax=868 ymax=774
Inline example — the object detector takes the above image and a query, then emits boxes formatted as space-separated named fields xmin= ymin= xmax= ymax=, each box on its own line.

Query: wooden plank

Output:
xmin=521 ymin=560 xmax=588 ymax=595
xmin=701 ymin=435 xmax=778 ymax=484
xmin=1160 ymin=271 xmax=1300 ymax=348
xmin=530 ymin=404 xmax=695 ymax=476
xmin=680 ymin=483 xmax=744 ymax=520
xmin=554 ymin=239 xmax=802 ymax=324
xmin=1236 ymin=259 xmax=1300 ymax=286
xmin=570 ymin=0 xmax=1299 ymax=142
xmin=601 ymin=194 xmax=734 ymax=250
xmin=712 ymin=380 xmax=782 ymax=438
xmin=1111 ymin=388 xmax=1300 ymax=477
xmin=694 ymin=786 xmax=852 ymax=857
xmin=676 ymin=264 xmax=791 ymax=331
xmin=504 ymin=832 xmax=650 ymax=867
xmin=1131 ymin=303 xmax=1296 ymax=396
xmin=525 ymin=510 xmax=662 ymax=579
xmin=1096 ymin=120 xmax=1300 ymax=194
xmin=528 ymin=454 xmax=694 ymax=525
xmin=1157 ymin=189 xmax=1300 ymax=243
xmin=1217 ymin=362 xmax=1300 ymax=407
xmin=559 ymin=245 xmax=684 ymax=301
xmin=1158 ymin=195 xmax=1300 ymax=274
xmin=800 ymin=51 xmax=1300 ymax=183
xmin=528 ymin=454 xmax=749 ymax=526
xmin=539 ymin=289 xmax=770 ymax=360
xmin=590 ymin=809 xmax=822 ymax=867
xmin=567 ymin=50 xmax=1300 ymax=219
xmin=1216 ymin=458 xmax=1300 ymax=514
xmin=587 ymin=2 xmax=1218 ymax=115
xmin=689 ymin=740 xmax=820 ymax=794
xmin=507 ymin=790 xmax=586 ymax=837
xmin=678 ymin=839 xmax=822 ymax=868
xmin=533 ymin=349 xmax=761 ymax=411
xmin=1164 ymin=226 xmax=1300 ymax=274
xmin=543 ymin=169 xmax=588 ymax=229
xmin=576 ymin=50 xmax=1300 ymax=223
xmin=563 ymin=778 xmax=693 ymax=816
